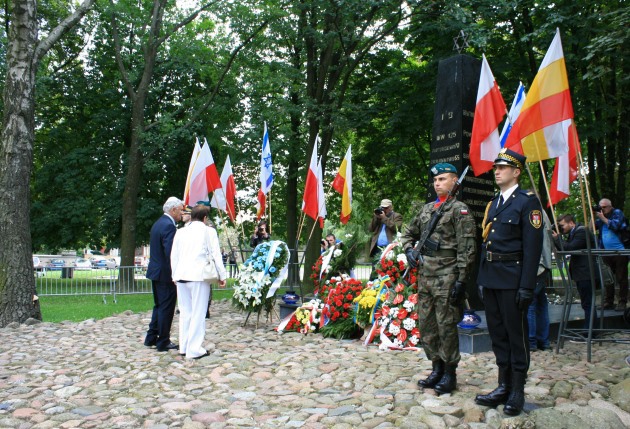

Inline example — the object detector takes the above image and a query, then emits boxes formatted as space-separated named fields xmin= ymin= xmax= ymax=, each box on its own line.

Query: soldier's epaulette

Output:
xmin=519 ymin=189 xmax=536 ymax=197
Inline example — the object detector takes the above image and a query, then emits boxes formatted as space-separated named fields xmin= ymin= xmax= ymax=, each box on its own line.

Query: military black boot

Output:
xmin=475 ymin=367 xmax=511 ymax=407
xmin=417 ymin=360 xmax=444 ymax=388
xmin=433 ymin=364 xmax=457 ymax=394
xmin=503 ymin=371 xmax=527 ymax=416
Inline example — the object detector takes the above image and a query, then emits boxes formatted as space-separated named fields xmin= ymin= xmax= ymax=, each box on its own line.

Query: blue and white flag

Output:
xmin=499 ymin=82 xmax=526 ymax=147
xmin=260 ymin=122 xmax=274 ymax=194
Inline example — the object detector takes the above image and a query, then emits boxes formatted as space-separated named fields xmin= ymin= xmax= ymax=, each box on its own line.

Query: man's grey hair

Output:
xmin=163 ymin=197 xmax=183 ymax=213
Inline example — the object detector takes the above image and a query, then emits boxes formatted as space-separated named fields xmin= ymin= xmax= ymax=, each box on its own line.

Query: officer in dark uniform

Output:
xmin=474 ymin=148 xmax=543 ymax=416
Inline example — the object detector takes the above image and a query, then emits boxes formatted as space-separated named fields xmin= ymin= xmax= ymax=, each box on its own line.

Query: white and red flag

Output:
xmin=469 ymin=54 xmax=507 ymax=176
xmin=183 ymin=138 xmax=202 ymax=205
xmin=302 ymin=137 xmax=320 ymax=222
xmin=185 ymin=138 xmax=222 ymax=204
xmin=317 ymin=157 xmax=327 ymax=228
xmin=210 ymin=155 xmax=237 ymax=221
xmin=548 ymin=120 xmax=580 ymax=205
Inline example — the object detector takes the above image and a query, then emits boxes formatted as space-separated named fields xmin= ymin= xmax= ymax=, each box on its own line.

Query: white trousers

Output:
xmin=176 ymin=281 xmax=210 ymax=358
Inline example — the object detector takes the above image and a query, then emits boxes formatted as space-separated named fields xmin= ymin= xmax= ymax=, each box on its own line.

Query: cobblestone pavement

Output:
xmin=1 ymin=300 xmax=629 ymax=428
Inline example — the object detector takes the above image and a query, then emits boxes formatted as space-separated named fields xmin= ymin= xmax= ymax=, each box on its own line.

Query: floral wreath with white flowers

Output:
xmin=232 ymin=240 xmax=289 ymax=315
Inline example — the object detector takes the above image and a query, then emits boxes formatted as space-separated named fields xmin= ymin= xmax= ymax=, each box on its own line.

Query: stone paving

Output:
xmin=1 ymin=300 xmax=629 ymax=429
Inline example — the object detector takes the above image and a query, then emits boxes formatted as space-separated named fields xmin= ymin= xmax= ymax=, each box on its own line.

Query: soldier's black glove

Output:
xmin=450 ymin=281 xmax=466 ymax=306
xmin=515 ymin=288 xmax=534 ymax=311
xmin=405 ymin=248 xmax=418 ymax=269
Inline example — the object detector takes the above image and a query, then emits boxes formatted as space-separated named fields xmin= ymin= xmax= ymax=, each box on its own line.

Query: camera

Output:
xmin=374 ymin=207 xmax=384 ymax=215
xmin=592 ymin=204 xmax=602 ymax=213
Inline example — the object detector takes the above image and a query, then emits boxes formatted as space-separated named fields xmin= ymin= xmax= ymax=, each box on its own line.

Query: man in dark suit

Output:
xmin=475 ymin=148 xmax=543 ymax=416
xmin=144 ymin=197 xmax=184 ymax=352
xmin=552 ymin=214 xmax=599 ymax=329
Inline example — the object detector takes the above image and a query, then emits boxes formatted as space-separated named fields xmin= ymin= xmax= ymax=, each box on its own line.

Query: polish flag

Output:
xmin=183 ymin=138 xmax=202 ymax=205
xmin=302 ymin=137 xmax=319 ymax=221
xmin=187 ymin=138 xmax=222 ymax=204
xmin=317 ymin=157 xmax=327 ymax=228
xmin=469 ymin=54 xmax=507 ymax=176
xmin=210 ymin=155 xmax=237 ymax=221
xmin=549 ymin=120 xmax=580 ymax=206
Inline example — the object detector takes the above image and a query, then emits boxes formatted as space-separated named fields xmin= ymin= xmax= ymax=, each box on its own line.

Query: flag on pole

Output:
xmin=332 ymin=145 xmax=352 ymax=224
xmin=302 ymin=137 xmax=319 ymax=222
xmin=255 ymin=122 xmax=274 ymax=219
xmin=210 ymin=155 xmax=237 ymax=221
xmin=187 ymin=138 xmax=222 ymax=204
xmin=317 ymin=158 xmax=326 ymax=228
xmin=504 ymin=28 xmax=573 ymax=162
xmin=549 ymin=120 xmax=580 ymax=205
xmin=499 ymin=82 xmax=526 ymax=148
xmin=183 ymin=138 xmax=202 ymax=205
xmin=469 ymin=54 xmax=507 ymax=176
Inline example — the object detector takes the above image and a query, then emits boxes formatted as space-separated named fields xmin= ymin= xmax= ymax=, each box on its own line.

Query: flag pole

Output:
xmin=532 ymin=161 xmax=561 ymax=234
xmin=268 ymin=190 xmax=272 ymax=235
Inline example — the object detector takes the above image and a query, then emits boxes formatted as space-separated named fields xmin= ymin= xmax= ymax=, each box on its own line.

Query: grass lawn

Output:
xmin=38 ymin=285 xmax=297 ymax=323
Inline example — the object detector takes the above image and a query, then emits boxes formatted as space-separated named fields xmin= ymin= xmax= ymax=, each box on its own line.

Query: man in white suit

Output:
xmin=171 ymin=205 xmax=227 ymax=359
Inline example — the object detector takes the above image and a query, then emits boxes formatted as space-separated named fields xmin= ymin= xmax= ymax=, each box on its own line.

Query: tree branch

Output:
xmin=34 ymin=0 xmax=96 ymax=65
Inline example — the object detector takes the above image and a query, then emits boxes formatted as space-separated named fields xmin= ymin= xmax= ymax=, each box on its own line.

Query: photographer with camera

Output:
xmin=369 ymin=199 xmax=403 ymax=259
xmin=594 ymin=198 xmax=628 ymax=311
xmin=249 ymin=220 xmax=271 ymax=248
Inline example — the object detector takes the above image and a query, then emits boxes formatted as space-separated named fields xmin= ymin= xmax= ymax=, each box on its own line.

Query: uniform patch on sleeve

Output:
xmin=460 ymin=209 xmax=469 ymax=215
xmin=529 ymin=210 xmax=542 ymax=228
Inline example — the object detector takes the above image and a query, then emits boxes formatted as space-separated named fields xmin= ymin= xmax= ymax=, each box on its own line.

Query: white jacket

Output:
xmin=171 ymin=221 xmax=227 ymax=282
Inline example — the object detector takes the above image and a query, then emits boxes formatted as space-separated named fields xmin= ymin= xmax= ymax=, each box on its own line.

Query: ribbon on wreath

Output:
xmin=261 ymin=240 xmax=289 ymax=298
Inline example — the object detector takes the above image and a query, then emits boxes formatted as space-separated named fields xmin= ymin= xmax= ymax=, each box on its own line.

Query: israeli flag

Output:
xmin=499 ymin=82 xmax=526 ymax=147
xmin=260 ymin=121 xmax=274 ymax=194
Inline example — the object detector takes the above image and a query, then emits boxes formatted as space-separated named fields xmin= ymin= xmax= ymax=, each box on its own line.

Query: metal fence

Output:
xmin=35 ymin=263 xmax=377 ymax=301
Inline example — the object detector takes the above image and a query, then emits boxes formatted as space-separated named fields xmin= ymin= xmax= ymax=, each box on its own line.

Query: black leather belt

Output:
xmin=486 ymin=251 xmax=522 ymax=262
xmin=424 ymin=249 xmax=457 ymax=258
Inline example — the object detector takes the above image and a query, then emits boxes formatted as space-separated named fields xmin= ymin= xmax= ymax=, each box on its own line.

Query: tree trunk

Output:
xmin=0 ymin=0 xmax=39 ymax=327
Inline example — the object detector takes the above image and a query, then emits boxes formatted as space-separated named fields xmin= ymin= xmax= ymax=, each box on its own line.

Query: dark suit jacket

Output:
xmin=146 ymin=214 xmax=177 ymax=282
xmin=477 ymin=187 xmax=544 ymax=290
xmin=554 ymin=224 xmax=595 ymax=282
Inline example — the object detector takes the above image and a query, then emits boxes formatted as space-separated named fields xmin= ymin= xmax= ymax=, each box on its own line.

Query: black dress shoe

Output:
xmin=157 ymin=342 xmax=179 ymax=352
xmin=191 ymin=351 xmax=210 ymax=360
xmin=144 ymin=340 xmax=156 ymax=347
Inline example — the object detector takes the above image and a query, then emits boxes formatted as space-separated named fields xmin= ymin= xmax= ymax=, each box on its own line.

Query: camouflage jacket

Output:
xmin=401 ymin=198 xmax=476 ymax=281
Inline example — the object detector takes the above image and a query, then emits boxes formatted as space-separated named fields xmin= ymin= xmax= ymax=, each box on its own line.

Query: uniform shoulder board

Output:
xmin=519 ymin=189 xmax=536 ymax=197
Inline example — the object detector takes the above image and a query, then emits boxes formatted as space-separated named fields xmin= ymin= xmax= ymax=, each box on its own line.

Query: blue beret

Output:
xmin=430 ymin=163 xmax=458 ymax=177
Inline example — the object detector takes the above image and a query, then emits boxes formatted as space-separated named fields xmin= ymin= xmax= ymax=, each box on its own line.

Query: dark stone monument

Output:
xmin=429 ymin=54 xmax=496 ymax=310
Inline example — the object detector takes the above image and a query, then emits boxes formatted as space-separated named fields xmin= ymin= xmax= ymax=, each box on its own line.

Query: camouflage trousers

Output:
xmin=417 ymin=273 xmax=461 ymax=366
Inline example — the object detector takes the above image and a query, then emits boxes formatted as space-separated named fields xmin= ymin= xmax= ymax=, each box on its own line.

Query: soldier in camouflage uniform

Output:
xmin=402 ymin=163 xmax=477 ymax=394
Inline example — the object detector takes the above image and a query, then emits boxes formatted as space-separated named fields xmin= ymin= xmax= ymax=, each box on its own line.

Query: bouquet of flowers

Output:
xmin=319 ymin=275 xmax=365 ymax=339
xmin=232 ymin=240 xmax=289 ymax=315
xmin=311 ymin=233 xmax=359 ymax=294
xmin=377 ymin=280 xmax=421 ymax=350
xmin=373 ymin=241 xmax=418 ymax=287
xmin=276 ymin=299 xmax=324 ymax=334
xmin=352 ymin=276 xmax=389 ymax=329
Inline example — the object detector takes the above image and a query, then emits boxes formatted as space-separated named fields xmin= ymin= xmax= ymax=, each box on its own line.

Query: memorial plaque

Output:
xmin=428 ymin=54 xmax=496 ymax=309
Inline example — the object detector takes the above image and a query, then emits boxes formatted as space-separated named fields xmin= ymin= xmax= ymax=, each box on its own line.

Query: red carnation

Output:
xmin=343 ymin=303 xmax=350 ymax=309
xmin=346 ymin=294 xmax=353 ymax=301
xmin=342 ymin=312 xmax=348 ymax=318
